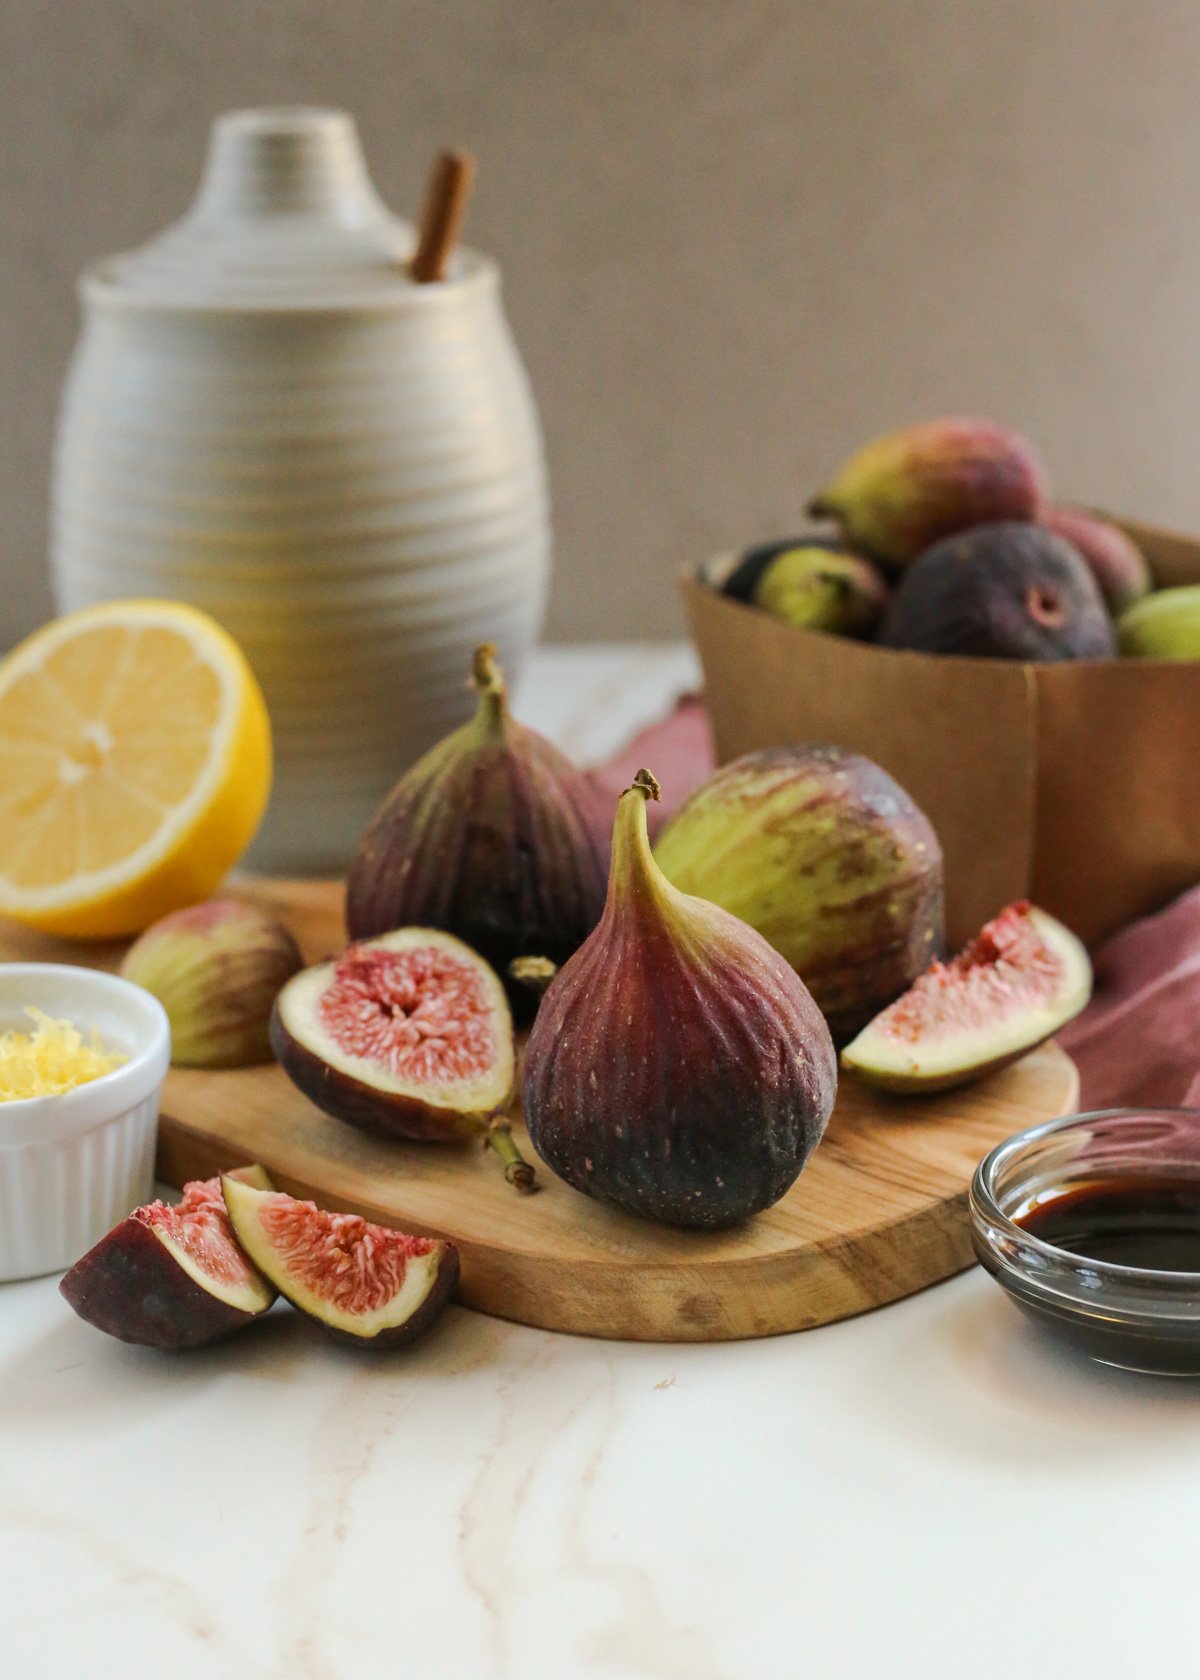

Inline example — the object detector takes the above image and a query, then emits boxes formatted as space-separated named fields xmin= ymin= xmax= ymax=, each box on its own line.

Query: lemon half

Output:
xmin=0 ymin=600 xmax=271 ymax=937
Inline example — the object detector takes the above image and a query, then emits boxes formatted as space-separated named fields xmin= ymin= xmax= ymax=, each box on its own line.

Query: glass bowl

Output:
xmin=971 ymin=1108 xmax=1200 ymax=1374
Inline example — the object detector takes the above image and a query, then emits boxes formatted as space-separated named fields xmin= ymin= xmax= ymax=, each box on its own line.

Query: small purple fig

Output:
xmin=809 ymin=418 xmax=1048 ymax=566
xmin=522 ymin=769 xmax=837 ymax=1229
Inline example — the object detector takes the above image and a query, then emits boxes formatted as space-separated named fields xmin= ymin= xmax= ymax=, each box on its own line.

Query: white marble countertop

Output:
xmin=4 ymin=644 xmax=1199 ymax=1679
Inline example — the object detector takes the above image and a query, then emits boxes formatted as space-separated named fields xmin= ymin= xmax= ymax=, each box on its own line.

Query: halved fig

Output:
xmin=840 ymin=901 xmax=1092 ymax=1093
xmin=270 ymin=928 xmax=514 ymax=1142
xmin=60 ymin=1167 xmax=277 ymax=1349
xmin=221 ymin=1178 xmax=459 ymax=1348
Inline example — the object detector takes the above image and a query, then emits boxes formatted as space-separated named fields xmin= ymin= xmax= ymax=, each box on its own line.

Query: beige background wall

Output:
xmin=2 ymin=0 xmax=1200 ymax=643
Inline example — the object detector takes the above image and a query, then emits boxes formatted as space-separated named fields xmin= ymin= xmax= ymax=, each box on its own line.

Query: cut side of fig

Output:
xmin=60 ymin=1169 xmax=277 ymax=1349
xmin=841 ymin=901 xmax=1092 ymax=1094
xmin=271 ymin=927 xmax=514 ymax=1143
xmin=221 ymin=1179 xmax=459 ymax=1348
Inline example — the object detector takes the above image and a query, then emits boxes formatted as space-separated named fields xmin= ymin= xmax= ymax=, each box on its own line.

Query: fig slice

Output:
xmin=840 ymin=901 xmax=1092 ymax=1094
xmin=221 ymin=1179 xmax=459 ymax=1348
xmin=270 ymin=927 xmax=515 ymax=1142
xmin=59 ymin=1166 xmax=277 ymax=1349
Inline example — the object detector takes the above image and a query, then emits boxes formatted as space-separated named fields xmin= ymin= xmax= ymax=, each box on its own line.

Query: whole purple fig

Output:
xmin=346 ymin=645 xmax=607 ymax=1019
xmin=522 ymin=769 xmax=837 ymax=1229
xmin=880 ymin=522 xmax=1115 ymax=660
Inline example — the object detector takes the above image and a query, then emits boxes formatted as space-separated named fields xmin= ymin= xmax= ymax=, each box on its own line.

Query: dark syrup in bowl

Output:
xmin=971 ymin=1112 xmax=1200 ymax=1374
xmin=1016 ymin=1178 xmax=1200 ymax=1272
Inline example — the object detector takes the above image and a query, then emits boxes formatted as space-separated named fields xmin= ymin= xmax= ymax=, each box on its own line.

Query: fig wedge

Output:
xmin=221 ymin=1179 xmax=459 ymax=1348
xmin=270 ymin=928 xmax=514 ymax=1142
xmin=841 ymin=902 xmax=1091 ymax=1093
xmin=60 ymin=1168 xmax=277 ymax=1349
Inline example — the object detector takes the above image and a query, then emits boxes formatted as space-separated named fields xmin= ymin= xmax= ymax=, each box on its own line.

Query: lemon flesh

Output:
xmin=0 ymin=600 xmax=270 ymax=937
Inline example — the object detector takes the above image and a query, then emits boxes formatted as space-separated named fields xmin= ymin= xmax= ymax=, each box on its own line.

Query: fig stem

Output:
xmin=629 ymin=767 xmax=661 ymax=802
xmin=507 ymin=955 xmax=558 ymax=997
xmin=486 ymin=1121 xmax=537 ymax=1193
xmin=608 ymin=765 xmax=679 ymax=917
xmin=471 ymin=642 xmax=506 ymax=700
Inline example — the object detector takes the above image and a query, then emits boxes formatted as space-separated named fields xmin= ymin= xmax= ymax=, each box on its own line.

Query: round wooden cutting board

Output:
xmin=0 ymin=880 xmax=1080 ymax=1343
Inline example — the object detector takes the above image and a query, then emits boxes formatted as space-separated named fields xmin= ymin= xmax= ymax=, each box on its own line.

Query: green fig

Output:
xmin=1042 ymin=506 xmax=1150 ymax=616
xmin=753 ymin=546 xmax=890 ymax=638
xmin=808 ymin=419 xmax=1048 ymax=566
xmin=654 ymin=746 xmax=944 ymax=1042
xmin=522 ymin=769 xmax=837 ymax=1228
xmin=120 ymin=899 xmax=303 ymax=1067
xmin=1117 ymin=586 xmax=1200 ymax=659
xmin=721 ymin=535 xmax=845 ymax=602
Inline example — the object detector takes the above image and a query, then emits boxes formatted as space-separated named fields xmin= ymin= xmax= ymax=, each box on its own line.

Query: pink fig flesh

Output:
xmin=270 ymin=927 xmax=515 ymax=1142
xmin=841 ymin=901 xmax=1092 ymax=1093
xmin=222 ymin=1179 xmax=459 ymax=1348
xmin=60 ymin=1173 xmax=277 ymax=1349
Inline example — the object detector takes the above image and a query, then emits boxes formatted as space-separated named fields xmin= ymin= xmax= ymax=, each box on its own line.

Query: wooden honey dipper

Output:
xmin=409 ymin=149 xmax=476 ymax=283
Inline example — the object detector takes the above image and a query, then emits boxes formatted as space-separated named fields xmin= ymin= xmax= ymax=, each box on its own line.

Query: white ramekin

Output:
xmin=0 ymin=964 xmax=170 ymax=1281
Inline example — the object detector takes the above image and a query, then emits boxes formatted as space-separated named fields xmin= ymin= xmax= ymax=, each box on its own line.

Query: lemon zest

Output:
xmin=0 ymin=1007 xmax=126 ymax=1100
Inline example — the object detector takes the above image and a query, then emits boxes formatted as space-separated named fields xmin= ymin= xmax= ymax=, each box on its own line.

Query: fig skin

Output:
xmin=523 ymin=770 xmax=837 ymax=1230
xmin=1118 ymin=585 xmax=1200 ymax=659
xmin=346 ymin=644 xmax=607 ymax=1022
xmin=654 ymin=746 xmax=944 ymax=1043
xmin=120 ymin=899 xmax=303 ymax=1068
xmin=59 ymin=1170 xmax=277 ymax=1350
xmin=222 ymin=1178 xmax=460 ymax=1349
xmin=721 ymin=535 xmax=847 ymax=603
xmin=270 ymin=928 xmax=515 ymax=1143
xmin=808 ymin=419 xmax=1048 ymax=566
xmin=1042 ymin=506 xmax=1151 ymax=616
xmin=753 ymin=547 xmax=890 ymax=639
xmin=880 ymin=521 xmax=1116 ymax=660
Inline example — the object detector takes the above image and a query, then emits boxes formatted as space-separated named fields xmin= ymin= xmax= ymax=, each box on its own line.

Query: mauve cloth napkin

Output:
xmin=1057 ymin=887 xmax=1200 ymax=1110
xmin=585 ymin=695 xmax=715 ymax=842
xmin=591 ymin=695 xmax=1200 ymax=1111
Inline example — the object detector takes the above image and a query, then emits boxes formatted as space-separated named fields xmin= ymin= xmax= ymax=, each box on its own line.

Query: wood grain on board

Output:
xmin=0 ymin=879 xmax=1079 ymax=1342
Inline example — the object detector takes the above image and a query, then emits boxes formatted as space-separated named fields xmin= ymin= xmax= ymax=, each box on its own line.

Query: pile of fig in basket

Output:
xmin=63 ymin=641 xmax=1093 ymax=1354
xmin=723 ymin=416 xmax=1164 ymax=660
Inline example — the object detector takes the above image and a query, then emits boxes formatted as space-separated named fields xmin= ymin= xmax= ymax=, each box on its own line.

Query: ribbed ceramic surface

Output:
xmin=0 ymin=1091 xmax=158 ymax=1281
xmin=50 ymin=110 xmax=550 ymax=871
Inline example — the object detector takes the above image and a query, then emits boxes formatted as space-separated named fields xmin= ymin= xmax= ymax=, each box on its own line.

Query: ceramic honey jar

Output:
xmin=51 ymin=107 xmax=550 ymax=871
